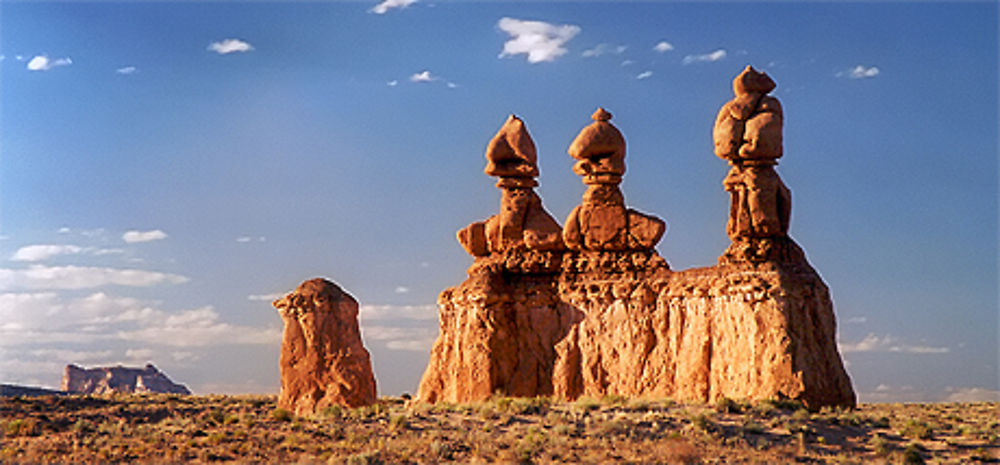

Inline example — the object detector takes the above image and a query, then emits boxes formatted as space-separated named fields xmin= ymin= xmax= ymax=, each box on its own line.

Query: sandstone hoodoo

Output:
xmin=419 ymin=68 xmax=855 ymax=409
xmin=273 ymin=278 xmax=376 ymax=415
xmin=61 ymin=363 xmax=191 ymax=395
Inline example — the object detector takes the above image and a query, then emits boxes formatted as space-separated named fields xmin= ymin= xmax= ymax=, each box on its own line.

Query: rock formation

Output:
xmin=419 ymin=88 xmax=855 ymax=409
xmin=563 ymin=108 xmax=666 ymax=252
xmin=713 ymin=65 xmax=796 ymax=264
xmin=61 ymin=363 xmax=191 ymax=395
xmin=457 ymin=115 xmax=565 ymax=257
xmin=273 ymin=278 xmax=376 ymax=415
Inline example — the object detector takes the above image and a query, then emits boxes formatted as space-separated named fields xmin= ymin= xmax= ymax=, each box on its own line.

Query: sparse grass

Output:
xmin=0 ymin=394 xmax=997 ymax=464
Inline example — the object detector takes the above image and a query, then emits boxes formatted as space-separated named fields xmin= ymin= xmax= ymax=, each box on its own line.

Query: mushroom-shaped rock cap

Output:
xmin=485 ymin=114 xmax=539 ymax=178
xmin=568 ymin=107 xmax=626 ymax=177
xmin=733 ymin=65 xmax=776 ymax=96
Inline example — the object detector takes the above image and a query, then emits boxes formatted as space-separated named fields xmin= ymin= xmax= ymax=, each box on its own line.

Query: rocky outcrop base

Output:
xmin=418 ymin=245 xmax=855 ymax=409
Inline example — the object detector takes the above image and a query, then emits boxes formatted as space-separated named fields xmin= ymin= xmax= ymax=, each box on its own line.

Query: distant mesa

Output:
xmin=61 ymin=363 xmax=191 ymax=395
xmin=1 ymin=384 xmax=67 ymax=397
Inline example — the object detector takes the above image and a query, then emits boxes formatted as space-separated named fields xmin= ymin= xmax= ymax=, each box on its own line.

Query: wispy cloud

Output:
xmin=636 ymin=71 xmax=653 ymax=80
xmin=0 ymin=265 xmax=188 ymax=291
xmin=582 ymin=43 xmax=627 ymax=58
xmin=653 ymin=41 xmax=674 ymax=53
xmin=944 ymin=387 xmax=1000 ymax=402
xmin=235 ymin=236 xmax=265 ymax=243
xmin=845 ymin=316 xmax=867 ymax=324
xmin=394 ymin=286 xmax=410 ymax=294
xmin=838 ymin=65 xmax=880 ymax=79
xmin=0 ymin=291 xmax=280 ymax=349
xmin=27 ymin=55 xmax=72 ymax=71
xmin=207 ymin=39 xmax=254 ymax=55
xmin=359 ymin=304 xmax=437 ymax=321
xmin=122 ymin=229 xmax=167 ymax=243
xmin=10 ymin=244 xmax=123 ymax=262
xmin=387 ymin=80 xmax=399 ymax=87
xmin=682 ymin=49 xmax=727 ymax=65
xmin=497 ymin=17 xmax=581 ymax=64
xmin=409 ymin=70 xmax=438 ymax=83
xmin=370 ymin=0 xmax=417 ymax=14
xmin=839 ymin=333 xmax=950 ymax=354
xmin=621 ymin=60 xmax=634 ymax=67
xmin=247 ymin=292 xmax=284 ymax=302
xmin=361 ymin=325 xmax=437 ymax=352
xmin=116 ymin=66 xmax=137 ymax=75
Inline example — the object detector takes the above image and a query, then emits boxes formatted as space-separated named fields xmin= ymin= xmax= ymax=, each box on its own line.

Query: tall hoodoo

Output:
xmin=563 ymin=108 xmax=666 ymax=251
xmin=457 ymin=115 xmax=565 ymax=260
xmin=274 ymin=278 xmax=376 ymax=415
xmin=713 ymin=66 xmax=795 ymax=263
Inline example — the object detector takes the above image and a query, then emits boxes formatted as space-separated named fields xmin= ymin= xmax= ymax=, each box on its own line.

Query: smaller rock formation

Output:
xmin=61 ymin=363 xmax=191 ymax=395
xmin=713 ymin=66 xmax=796 ymax=264
xmin=457 ymin=115 xmax=565 ymax=258
xmin=273 ymin=278 xmax=376 ymax=415
xmin=563 ymin=108 xmax=666 ymax=252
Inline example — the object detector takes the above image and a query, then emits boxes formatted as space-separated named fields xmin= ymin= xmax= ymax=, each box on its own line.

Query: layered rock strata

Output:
xmin=419 ymin=98 xmax=855 ymax=409
xmin=61 ymin=363 xmax=191 ymax=395
xmin=274 ymin=278 xmax=376 ymax=415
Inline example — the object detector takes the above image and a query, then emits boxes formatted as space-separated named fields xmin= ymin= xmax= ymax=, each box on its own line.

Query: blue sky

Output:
xmin=1 ymin=1 xmax=996 ymax=402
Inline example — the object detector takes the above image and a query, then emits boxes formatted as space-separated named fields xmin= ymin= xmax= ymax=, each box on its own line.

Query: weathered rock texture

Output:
xmin=419 ymin=99 xmax=855 ymax=409
xmin=458 ymin=115 xmax=565 ymax=257
xmin=713 ymin=65 xmax=793 ymax=264
xmin=273 ymin=278 xmax=376 ymax=415
xmin=61 ymin=364 xmax=191 ymax=395
xmin=563 ymin=109 xmax=666 ymax=252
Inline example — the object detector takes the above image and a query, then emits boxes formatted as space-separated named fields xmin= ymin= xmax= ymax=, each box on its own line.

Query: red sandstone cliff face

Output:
xmin=418 ymin=244 xmax=855 ymax=409
xmin=273 ymin=278 xmax=376 ymax=415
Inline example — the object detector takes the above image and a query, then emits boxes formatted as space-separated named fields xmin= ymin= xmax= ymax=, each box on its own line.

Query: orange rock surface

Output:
xmin=419 ymin=96 xmax=855 ymax=409
xmin=273 ymin=278 xmax=376 ymax=414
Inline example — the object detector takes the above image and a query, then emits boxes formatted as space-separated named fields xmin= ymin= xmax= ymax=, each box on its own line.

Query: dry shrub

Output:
xmin=660 ymin=437 xmax=701 ymax=464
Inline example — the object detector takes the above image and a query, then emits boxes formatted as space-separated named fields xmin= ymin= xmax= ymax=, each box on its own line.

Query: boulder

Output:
xmin=273 ymin=278 xmax=376 ymax=415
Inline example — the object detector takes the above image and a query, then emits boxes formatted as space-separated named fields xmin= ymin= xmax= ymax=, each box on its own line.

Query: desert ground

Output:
xmin=1 ymin=394 xmax=996 ymax=464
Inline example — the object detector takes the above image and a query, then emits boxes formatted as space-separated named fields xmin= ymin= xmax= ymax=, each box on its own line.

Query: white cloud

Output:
xmin=387 ymin=80 xmax=399 ymax=87
xmin=124 ymin=348 xmax=156 ymax=361
xmin=361 ymin=325 xmax=437 ymax=352
xmin=944 ymin=387 xmax=1000 ymax=402
xmin=27 ymin=55 xmax=72 ymax=71
xmin=636 ymin=71 xmax=653 ymax=80
xmin=581 ymin=43 xmax=627 ymax=58
xmin=116 ymin=66 xmax=137 ymax=75
xmin=0 ymin=291 xmax=279 ymax=349
xmin=394 ymin=286 xmax=410 ymax=294
xmin=409 ymin=70 xmax=437 ymax=82
xmin=682 ymin=49 xmax=727 ymax=64
xmin=11 ymin=245 xmax=85 ymax=262
xmin=358 ymin=304 xmax=437 ymax=321
xmin=248 ymin=292 xmax=284 ymax=302
xmin=447 ymin=82 xmax=458 ymax=89
xmin=621 ymin=60 xmax=634 ymax=67
xmin=653 ymin=41 xmax=674 ymax=53
xmin=236 ymin=236 xmax=265 ymax=243
xmin=122 ymin=229 xmax=167 ymax=243
xmin=16 ymin=55 xmax=26 ymax=61
xmin=840 ymin=65 xmax=880 ymax=79
xmin=0 ymin=265 xmax=188 ymax=291
xmin=497 ymin=17 xmax=581 ymax=64
xmin=370 ymin=0 xmax=417 ymax=14
xmin=845 ymin=316 xmax=867 ymax=324
xmin=10 ymin=244 xmax=124 ymax=262
xmin=839 ymin=333 xmax=950 ymax=354
xmin=207 ymin=39 xmax=254 ymax=55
